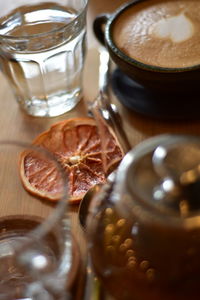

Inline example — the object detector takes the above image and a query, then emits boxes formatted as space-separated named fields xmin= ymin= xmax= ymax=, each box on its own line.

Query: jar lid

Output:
xmin=116 ymin=134 xmax=200 ymax=222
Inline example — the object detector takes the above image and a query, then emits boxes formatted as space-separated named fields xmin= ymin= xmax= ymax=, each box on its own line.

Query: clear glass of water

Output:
xmin=0 ymin=0 xmax=88 ymax=117
xmin=0 ymin=140 xmax=77 ymax=299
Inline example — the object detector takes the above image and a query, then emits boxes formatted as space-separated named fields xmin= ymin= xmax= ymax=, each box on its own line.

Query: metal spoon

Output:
xmin=78 ymin=48 xmax=131 ymax=229
xmin=78 ymin=183 xmax=103 ymax=230
xmin=88 ymin=47 xmax=131 ymax=154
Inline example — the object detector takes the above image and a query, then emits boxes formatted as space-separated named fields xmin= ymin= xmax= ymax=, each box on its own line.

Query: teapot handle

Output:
xmin=93 ymin=14 xmax=110 ymax=46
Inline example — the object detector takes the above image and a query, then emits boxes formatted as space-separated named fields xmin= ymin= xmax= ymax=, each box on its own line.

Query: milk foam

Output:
xmin=151 ymin=13 xmax=194 ymax=43
xmin=113 ymin=0 xmax=200 ymax=68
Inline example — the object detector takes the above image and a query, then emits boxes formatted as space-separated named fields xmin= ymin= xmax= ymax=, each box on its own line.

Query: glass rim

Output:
xmin=0 ymin=139 xmax=68 ymax=240
xmin=0 ymin=0 xmax=88 ymax=40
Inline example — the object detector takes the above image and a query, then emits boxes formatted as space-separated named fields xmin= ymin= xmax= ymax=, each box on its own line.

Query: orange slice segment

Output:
xmin=20 ymin=149 xmax=64 ymax=201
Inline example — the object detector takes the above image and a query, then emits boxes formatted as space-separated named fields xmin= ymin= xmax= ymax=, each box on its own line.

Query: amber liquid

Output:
xmin=88 ymin=190 xmax=200 ymax=300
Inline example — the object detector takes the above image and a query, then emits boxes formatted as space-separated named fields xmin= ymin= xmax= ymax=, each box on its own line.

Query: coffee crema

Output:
xmin=113 ymin=0 xmax=200 ymax=68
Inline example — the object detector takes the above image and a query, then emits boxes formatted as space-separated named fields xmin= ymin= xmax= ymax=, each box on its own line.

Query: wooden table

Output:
xmin=1 ymin=0 xmax=200 ymax=298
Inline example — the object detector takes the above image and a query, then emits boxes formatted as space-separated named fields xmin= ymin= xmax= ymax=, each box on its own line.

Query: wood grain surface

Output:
xmin=1 ymin=0 xmax=200 ymax=298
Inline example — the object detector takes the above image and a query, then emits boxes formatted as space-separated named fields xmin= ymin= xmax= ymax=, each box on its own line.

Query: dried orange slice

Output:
xmin=20 ymin=117 xmax=123 ymax=204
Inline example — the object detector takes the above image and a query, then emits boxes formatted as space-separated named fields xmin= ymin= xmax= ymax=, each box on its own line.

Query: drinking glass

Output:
xmin=87 ymin=134 xmax=200 ymax=300
xmin=0 ymin=140 xmax=77 ymax=299
xmin=0 ymin=0 xmax=88 ymax=117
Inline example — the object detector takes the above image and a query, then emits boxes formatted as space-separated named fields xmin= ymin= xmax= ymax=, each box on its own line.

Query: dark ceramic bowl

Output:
xmin=93 ymin=0 xmax=200 ymax=93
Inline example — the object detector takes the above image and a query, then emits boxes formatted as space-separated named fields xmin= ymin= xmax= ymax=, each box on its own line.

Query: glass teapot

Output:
xmin=87 ymin=134 xmax=200 ymax=300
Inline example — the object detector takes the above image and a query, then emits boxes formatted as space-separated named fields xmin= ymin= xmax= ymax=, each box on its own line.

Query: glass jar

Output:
xmin=87 ymin=134 xmax=200 ymax=300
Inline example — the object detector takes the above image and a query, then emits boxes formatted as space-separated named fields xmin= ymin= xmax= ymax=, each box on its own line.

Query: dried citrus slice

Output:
xmin=20 ymin=117 xmax=124 ymax=204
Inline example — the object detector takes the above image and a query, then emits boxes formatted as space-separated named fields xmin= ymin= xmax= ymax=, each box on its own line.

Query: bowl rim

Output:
xmin=105 ymin=0 xmax=200 ymax=73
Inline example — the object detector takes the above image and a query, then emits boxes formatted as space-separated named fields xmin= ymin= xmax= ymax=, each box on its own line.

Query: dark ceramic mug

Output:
xmin=93 ymin=0 xmax=200 ymax=94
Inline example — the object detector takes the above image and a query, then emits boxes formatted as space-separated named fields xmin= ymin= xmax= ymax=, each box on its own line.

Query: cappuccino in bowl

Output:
xmin=93 ymin=0 xmax=200 ymax=93
xmin=113 ymin=0 xmax=200 ymax=69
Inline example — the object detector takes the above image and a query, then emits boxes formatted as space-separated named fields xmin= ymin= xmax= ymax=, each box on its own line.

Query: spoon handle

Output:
xmin=98 ymin=47 xmax=110 ymax=95
xmin=89 ymin=47 xmax=131 ymax=154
